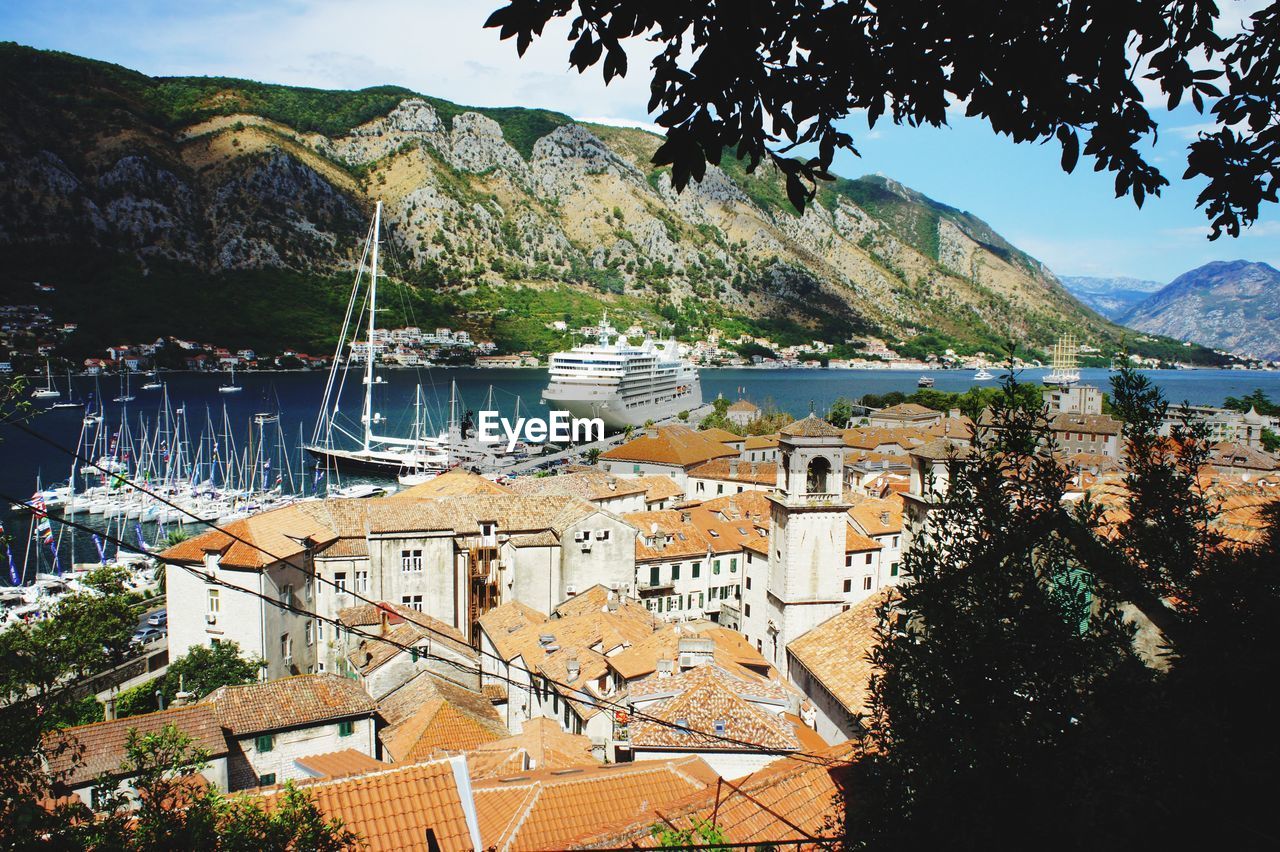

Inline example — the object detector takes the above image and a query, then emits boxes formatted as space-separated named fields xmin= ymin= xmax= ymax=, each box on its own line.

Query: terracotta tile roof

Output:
xmin=779 ymin=414 xmax=844 ymax=438
xmin=742 ymin=434 xmax=779 ymax=450
xmin=910 ymin=437 xmax=975 ymax=460
xmin=569 ymin=743 xmax=857 ymax=848
xmin=257 ymin=756 xmax=479 ymax=852
xmin=633 ymin=474 xmax=686 ymax=504
xmin=873 ymin=402 xmax=940 ymax=419
xmin=471 ymin=756 xmax=721 ymax=852
xmin=627 ymin=665 xmax=799 ymax=751
xmin=466 ymin=717 xmax=598 ymax=778
xmin=1209 ymin=442 xmax=1278 ymax=471
xmin=922 ymin=414 xmax=975 ymax=439
xmin=206 ymin=674 xmax=377 ymax=736
xmin=686 ymin=458 xmax=777 ymax=484
xmin=841 ymin=427 xmax=931 ymax=451
xmin=608 ymin=622 xmax=775 ymax=683
xmin=553 ymin=584 xmax=617 ymax=618
xmin=727 ymin=399 xmax=760 ymax=414
xmin=392 ymin=466 xmax=512 ymax=497
xmin=787 ymin=590 xmax=894 ymax=721
xmin=601 ymin=425 xmax=738 ymax=467
xmin=699 ymin=426 xmax=745 ymax=445
xmin=340 ymin=602 xmax=474 ymax=674
xmin=379 ymin=672 xmax=508 ymax=762
xmin=1088 ymin=472 xmax=1280 ymax=548
xmin=627 ymin=510 xmax=717 ymax=561
xmin=47 ymin=704 xmax=226 ymax=787
xmin=846 ymin=495 xmax=904 ymax=536
xmin=160 ymin=501 xmax=341 ymax=569
xmin=506 ymin=471 xmax=648 ymax=502
xmin=478 ymin=601 xmax=550 ymax=659
xmin=845 ymin=528 xmax=882 ymax=552
xmin=294 ymin=748 xmax=387 ymax=780
xmin=1050 ymin=412 xmax=1123 ymax=436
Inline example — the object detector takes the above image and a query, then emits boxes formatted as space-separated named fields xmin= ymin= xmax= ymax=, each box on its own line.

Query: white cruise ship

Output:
xmin=542 ymin=315 xmax=702 ymax=431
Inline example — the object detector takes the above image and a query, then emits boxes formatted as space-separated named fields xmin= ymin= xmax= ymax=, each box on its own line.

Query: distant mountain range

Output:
xmin=1116 ymin=260 xmax=1280 ymax=361
xmin=1058 ymin=276 xmax=1166 ymax=320
xmin=0 ymin=42 xmax=1222 ymax=365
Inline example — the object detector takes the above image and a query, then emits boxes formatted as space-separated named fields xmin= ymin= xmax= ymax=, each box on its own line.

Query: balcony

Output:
xmin=635 ymin=580 xmax=675 ymax=597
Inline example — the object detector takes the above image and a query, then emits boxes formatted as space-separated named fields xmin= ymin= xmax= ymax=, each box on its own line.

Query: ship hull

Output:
xmin=304 ymin=445 xmax=447 ymax=477
xmin=543 ymin=383 xmax=703 ymax=431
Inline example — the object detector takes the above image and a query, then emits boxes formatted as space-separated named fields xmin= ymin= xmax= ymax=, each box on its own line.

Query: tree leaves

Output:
xmin=484 ymin=0 xmax=1278 ymax=234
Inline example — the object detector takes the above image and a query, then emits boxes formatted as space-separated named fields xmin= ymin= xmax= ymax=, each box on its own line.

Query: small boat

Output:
xmin=219 ymin=363 xmax=243 ymax=393
xmin=917 ymin=375 xmax=936 ymax=388
xmin=141 ymin=379 xmax=163 ymax=391
xmin=32 ymin=363 xmax=61 ymax=399
xmin=50 ymin=368 xmax=85 ymax=409
xmin=330 ymin=483 xmax=387 ymax=499
xmin=973 ymin=368 xmax=994 ymax=381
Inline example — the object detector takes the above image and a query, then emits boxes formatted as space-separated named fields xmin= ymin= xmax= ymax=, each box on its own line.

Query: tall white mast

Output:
xmin=362 ymin=201 xmax=381 ymax=453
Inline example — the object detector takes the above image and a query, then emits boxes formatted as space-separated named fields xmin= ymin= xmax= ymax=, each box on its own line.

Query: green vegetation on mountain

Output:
xmin=0 ymin=43 xmax=1228 ymax=366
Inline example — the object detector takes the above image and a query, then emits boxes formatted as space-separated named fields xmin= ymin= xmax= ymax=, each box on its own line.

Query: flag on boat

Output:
xmin=30 ymin=493 xmax=47 ymax=520
xmin=91 ymin=533 xmax=107 ymax=565
xmin=134 ymin=523 xmax=149 ymax=552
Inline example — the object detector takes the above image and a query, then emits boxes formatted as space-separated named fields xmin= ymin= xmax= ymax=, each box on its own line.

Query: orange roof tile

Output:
xmin=506 ymin=470 xmax=648 ymax=502
xmin=257 ymin=756 xmax=478 ymax=852
xmin=294 ymin=748 xmax=387 ymax=780
xmin=392 ymin=466 xmax=512 ymax=497
xmin=787 ymin=590 xmax=893 ymax=721
xmin=601 ymin=425 xmax=738 ymax=467
xmin=378 ymin=672 xmax=508 ymax=763
xmin=569 ymin=743 xmax=857 ymax=848
xmin=846 ymin=495 xmax=904 ymax=536
xmin=628 ymin=665 xmax=799 ymax=751
xmin=779 ymin=414 xmax=844 ymax=438
xmin=699 ymin=426 xmax=745 ymax=445
xmin=206 ymin=674 xmax=377 ymax=736
xmin=471 ymin=756 xmax=721 ymax=851
xmin=687 ymin=458 xmax=777 ymax=484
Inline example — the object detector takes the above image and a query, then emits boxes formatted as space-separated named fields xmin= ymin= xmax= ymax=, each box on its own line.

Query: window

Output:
xmin=713 ymin=719 xmax=727 ymax=736
xmin=305 ymin=620 xmax=314 ymax=646
xmin=692 ymin=561 xmax=701 ymax=578
xmin=338 ymin=720 xmax=354 ymax=737
xmin=746 ymin=576 xmax=751 ymax=590
xmin=334 ymin=571 xmax=347 ymax=593
xmin=258 ymin=773 xmax=277 ymax=786
xmin=845 ymin=554 xmax=853 ymax=568
xmin=650 ymin=565 xmax=660 ymax=586
xmin=280 ymin=634 xmax=292 ymax=661
xmin=401 ymin=549 xmax=423 ymax=573
xmin=633 ymin=464 xmax=641 ymax=474
xmin=716 ymin=483 xmax=723 ymax=494
xmin=843 ymin=579 xmax=852 ymax=593
xmin=401 ymin=594 xmax=423 ymax=612
xmin=481 ymin=523 xmax=495 ymax=538
xmin=597 ymin=530 xmax=610 ymax=541
xmin=892 ymin=536 xmax=900 ymax=548
xmin=355 ymin=570 xmax=369 ymax=592
xmin=318 ymin=661 xmax=326 ymax=673
xmin=316 ymin=621 xmax=324 ymax=641
xmin=698 ymin=592 xmax=705 ymax=607
xmin=865 ymin=553 xmax=873 ymax=565
xmin=744 ymin=603 xmax=751 ymax=617
xmin=713 ymin=560 xmax=721 ymax=575
xmin=891 ymin=562 xmax=900 ymax=577
xmin=730 ymin=558 xmax=738 ymax=573
xmin=207 ymin=588 xmax=220 ymax=614
xmin=863 ymin=576 xmax=873 ymax=591
xmin=281 ymin=584 xmax=294 ymax=607
xmin=671 ymin=563 xmax=680 ymax=581
xmin=255 ymin=735 xmax=274 ymax=753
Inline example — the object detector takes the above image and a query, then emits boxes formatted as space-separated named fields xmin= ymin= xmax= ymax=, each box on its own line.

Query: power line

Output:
xmin=2 ymin=484 xmax=848 ymax=769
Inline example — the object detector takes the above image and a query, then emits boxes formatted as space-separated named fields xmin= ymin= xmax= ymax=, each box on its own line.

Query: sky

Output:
xmin=3 ymin=0 xmax=1277 ymax=283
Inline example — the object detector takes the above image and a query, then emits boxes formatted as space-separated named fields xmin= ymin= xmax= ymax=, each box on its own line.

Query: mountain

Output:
xmin=0 ymin=43 xmax=1218 ymax=364
xmin=1058 ymin=275 xmax=1166 ymax=320
xmin=1118 ymin=261 xmax=1280 ymax=361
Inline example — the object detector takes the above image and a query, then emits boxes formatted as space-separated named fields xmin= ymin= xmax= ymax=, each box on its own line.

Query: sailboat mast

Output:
xmin=362 ymin=201 xmax=381 ymax=453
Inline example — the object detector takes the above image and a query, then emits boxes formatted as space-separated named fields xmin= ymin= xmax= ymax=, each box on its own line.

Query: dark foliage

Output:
xmin=486 ymin=1 xmax=1277 ymax=236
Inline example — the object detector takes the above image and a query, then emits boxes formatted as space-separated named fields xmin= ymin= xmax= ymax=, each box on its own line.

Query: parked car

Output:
xmin=130 ymin=626 xmax=166 ymax=646
xmin=147 ymin=608 xmax=167 ymax=627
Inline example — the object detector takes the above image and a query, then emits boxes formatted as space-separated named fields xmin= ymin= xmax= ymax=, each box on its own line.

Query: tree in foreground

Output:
xmin=851 ymin=367 xmax=1280 ymax=849
xmin=116 ymin=641 xmax=263 ymax=719
xmin=486 ymin=1 xmax=1278 ymax=236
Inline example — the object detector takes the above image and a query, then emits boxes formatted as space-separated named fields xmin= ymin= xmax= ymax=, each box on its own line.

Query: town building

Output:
xmin=867 ymin=402 xmax=946 ymax=429
xmin=1050 ymin=412 xmax=1124 ymax=457
xmin=1044 ymin=383 xmax=1104 ymax=415
xmin=726 ymin=399 xmax=760 ymax=427
xmin=598 ymin=424 xmax=738 ymax=486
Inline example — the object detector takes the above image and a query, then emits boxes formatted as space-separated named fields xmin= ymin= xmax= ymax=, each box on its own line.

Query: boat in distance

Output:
xmin=541 ymin=314 xmax=702 ymax=431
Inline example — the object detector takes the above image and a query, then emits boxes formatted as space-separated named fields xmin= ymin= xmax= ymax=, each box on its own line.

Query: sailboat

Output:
xmin=305 ymin=201 xmax=450 ymax=477
xmin=113 ymin=370 xmax=135 ymax=403
xmin=50 ymin=369 xmax=84 ymax=409
xmin=141 ymin=370 xmax=163 ymax=391
xmin=219 ymin=363 xmax=243 ymax=393
xmin=83 ymin=378 xmax=105 ymax=426
xmin=32 ymin=363 xmax=61 ymax=399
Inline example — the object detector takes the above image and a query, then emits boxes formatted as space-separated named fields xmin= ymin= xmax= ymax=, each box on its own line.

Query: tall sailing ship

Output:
xmin=542 ymin=314 xmax=702 ymax=431
xmin=304 ymin=202 xmax=451 ymax=478
xmin=1044 ymin=333 xmax=1081 ymax=387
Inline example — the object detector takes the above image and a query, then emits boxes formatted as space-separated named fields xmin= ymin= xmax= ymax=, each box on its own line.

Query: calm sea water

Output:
xmin=3 ymin=365 xmax=1278 ymax=577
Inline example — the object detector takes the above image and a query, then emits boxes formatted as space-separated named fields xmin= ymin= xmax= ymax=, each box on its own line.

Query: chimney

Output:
xmin=104 ymin=696 xmax=117 ymax=721
xmin=380 ymin=608 xmax=389 ymax=636
xmin=949 ymin=408 xmax=960 ymax=419
xmin=729 ymin=459 xmax=739 ymax=476
xmin=680 ymin=511 xmax=691 ymax=523
xmin=880 ymin=511 xmax=890 ymax=526
xmin=566 ymin=658 xmax=580 ymax=681
xmin=657 ymin=658 xmax=674 ymax=677
xmin=647 ymin=426 xmax=659 ymax=438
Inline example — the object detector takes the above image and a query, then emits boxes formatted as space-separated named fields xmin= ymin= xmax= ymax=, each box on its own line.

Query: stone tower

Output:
xmin=764 ymin=413 xmax=850 ymax=675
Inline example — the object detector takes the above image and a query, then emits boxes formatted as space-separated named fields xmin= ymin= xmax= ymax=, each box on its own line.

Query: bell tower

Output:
xmin=764 ymin=414 xmax=850 ymax=675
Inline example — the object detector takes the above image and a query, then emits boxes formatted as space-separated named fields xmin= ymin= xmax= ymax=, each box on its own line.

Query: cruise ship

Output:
xmin=542 ymin=315 xmax=702 ymax=431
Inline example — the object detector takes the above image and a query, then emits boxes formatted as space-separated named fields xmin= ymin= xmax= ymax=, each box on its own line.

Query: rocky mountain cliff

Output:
xmin=1119 ymin=261 xmax=1280 ymax=361
xmin=0 ymin=43 xmax=1204 ymax=361
xmin=1059 ymin=276 xmax=1166 ymax=320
